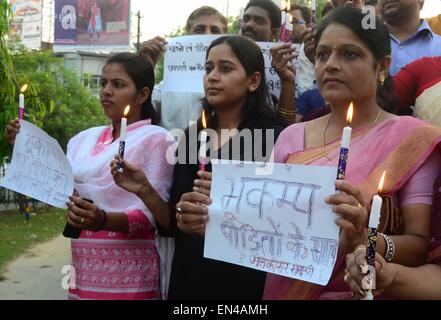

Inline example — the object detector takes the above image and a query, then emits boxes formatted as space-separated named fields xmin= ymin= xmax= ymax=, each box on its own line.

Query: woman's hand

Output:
xmin=345 ymin=247 xmax=395 ymax=299
xmin=326 ymin=180 xmax=368 ymax=253
xmin=193 ymin=170 xmax=212 ymax=197
xmin=66 ymin=196 xmax=105 ymax=231
xmin=176 ymin=191 xmax=212 ymax=237
xmin=5 ymin=118 xmax=20 ymax=145
xmin=110 ymin=155 xmax=152 ymax=196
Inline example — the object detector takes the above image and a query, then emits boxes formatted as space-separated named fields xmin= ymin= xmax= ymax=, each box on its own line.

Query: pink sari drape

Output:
xmin=264 ymin=116 xmax=441 ymax=300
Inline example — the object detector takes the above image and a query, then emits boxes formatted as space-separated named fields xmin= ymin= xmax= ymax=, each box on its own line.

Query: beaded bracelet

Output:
xmin=378 ymin=232 xmax=395 ymax=262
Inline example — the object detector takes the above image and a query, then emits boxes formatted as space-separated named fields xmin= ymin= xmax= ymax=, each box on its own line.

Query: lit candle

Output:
xmin=286 ymin=13 xmax=293 ymax=43
xmin=199 ymin=110 xmax=209 ymax=171
xmin=311 ymin=0 xmax=317 ymax=31
xmin=336 ymin=103 xmax=353 ymax=182
xmin=362 ymin=171 xmax=386 ymax=300
xmin=280 ymin=0 xmax=291 ymax=42
xmin=117 ymin=105 xmax=130 ymax=171
xmin=19 ymin=84 xmax=28 ymax=120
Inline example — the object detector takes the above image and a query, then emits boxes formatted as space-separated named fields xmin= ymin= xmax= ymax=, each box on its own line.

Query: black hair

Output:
xmin=315 ymin=7 xmax=398 ymax=112
xmin=104 ymin=52 xmax=158 ymax=124
xmin=201 ymin=35 xmax=280 ymax=131
xmin=245 ymin=0 xmax=282 ymax=29
xmin=292 ymin=5 xmax=312 ymax=24
xmin=321 ymin=2 xmax=333 ymax=18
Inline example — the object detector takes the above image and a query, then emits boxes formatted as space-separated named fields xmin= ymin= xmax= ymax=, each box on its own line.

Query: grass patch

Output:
xmin=0 ymin=206 xmax=66 ymax=272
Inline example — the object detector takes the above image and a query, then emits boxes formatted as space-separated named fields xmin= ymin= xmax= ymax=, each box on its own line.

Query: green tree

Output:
xmin=228 ymin=15 xmax=241 ymax=34
xmin=11 ymin=49 xmax=107 ymax=151
xmin=0 ymin=0 xmax=17 ymax=161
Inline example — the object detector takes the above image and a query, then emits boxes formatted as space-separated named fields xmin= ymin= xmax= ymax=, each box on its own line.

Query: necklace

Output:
xmin=323 ymin=108 xmax=382 ymax=160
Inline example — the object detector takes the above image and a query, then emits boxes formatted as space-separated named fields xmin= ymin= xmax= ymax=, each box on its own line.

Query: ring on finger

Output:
xmin=80 ymin=217 xmax=85 ymax=224
xmin=176 ymin=202 xmax=183 ymax=215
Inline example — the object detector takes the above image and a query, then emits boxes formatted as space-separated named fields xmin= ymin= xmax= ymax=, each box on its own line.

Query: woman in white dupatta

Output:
xmin=6 ymin=53 xmax=174 ymax=300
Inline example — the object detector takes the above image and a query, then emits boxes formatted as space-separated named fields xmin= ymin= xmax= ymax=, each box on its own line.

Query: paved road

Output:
xmin=0 ymin=235 xmax=71 ymax=300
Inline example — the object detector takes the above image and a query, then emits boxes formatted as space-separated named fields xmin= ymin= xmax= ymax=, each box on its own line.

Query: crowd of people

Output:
xmin=5 ymin=0 xmax=441 ymax=300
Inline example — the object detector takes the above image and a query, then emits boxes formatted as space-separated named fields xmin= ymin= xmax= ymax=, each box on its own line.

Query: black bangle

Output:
xmin=94 ymin=209 xmax=107 ymax=232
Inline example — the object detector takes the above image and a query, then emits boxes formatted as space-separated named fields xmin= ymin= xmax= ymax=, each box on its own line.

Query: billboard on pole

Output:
xmin=55 ymin=0 xmax=131 ymax=50
xmin=9 ymin=0 xmax=42 ymax=49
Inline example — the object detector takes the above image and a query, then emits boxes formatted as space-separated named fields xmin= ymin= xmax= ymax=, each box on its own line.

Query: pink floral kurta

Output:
xmin=66 ymin=120 xmax=174 ymax=300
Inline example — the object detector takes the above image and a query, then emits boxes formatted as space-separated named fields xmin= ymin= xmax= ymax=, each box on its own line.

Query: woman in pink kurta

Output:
xmin=65 ymin=53 xmax=174 ymax=300
xmin=263 ymin=8 xmax=441 ymax=300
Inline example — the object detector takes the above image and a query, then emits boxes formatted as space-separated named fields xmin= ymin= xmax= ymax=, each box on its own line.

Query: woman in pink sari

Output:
xmin=263 ymin=7 xmax=441 ymax=300
xmin=6 ymin=53 xmax=174 ymax=300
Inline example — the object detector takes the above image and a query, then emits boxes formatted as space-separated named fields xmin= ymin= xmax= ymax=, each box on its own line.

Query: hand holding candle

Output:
xmin=336 ymin=103 xmax=353 ymax=183
xmin=361 ymin=171 xmax=386 ymax=300
xmin=199 ymin=110 xmax=209 ymax=172
xmin=19 ymin=84 xmax=28 ymax=120
xmin=117 ymin=105 xmax=130 ymax=171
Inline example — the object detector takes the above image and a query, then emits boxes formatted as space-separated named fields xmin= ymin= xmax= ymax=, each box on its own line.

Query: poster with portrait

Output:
xmin=54 ymin=0 xmax=130 ymax=47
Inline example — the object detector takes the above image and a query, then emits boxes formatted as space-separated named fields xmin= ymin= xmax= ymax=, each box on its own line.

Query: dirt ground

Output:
xmin=0 ymin=235 xmax=71 ymax=300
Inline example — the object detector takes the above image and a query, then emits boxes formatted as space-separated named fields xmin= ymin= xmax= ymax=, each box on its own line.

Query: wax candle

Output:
xmin=280 ymin=0 xmax=292 ymax=42
xmin=336 ymin=103 xmax=353 ymax=182
xmin=19 ymin=84 xmax=28 ymax=120
xmin=362 ymin=171 xmax=386 ymax=300
xmin=311 ymin=0 xmax=317 ymax=31
xmin=117 ymin=105 xmax=130 ymax=171
xmin=199 ymin=110 xmax=209 ymax=171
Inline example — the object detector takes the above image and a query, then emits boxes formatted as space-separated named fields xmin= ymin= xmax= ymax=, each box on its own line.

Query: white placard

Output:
xmin=163 ymin=35 xmax=220 ymax=93
xmin=204 ymin=160 xmax=339 ymax=286
xmin=1 ymin=120 xmax=74 ymax=208
xmin=163 ymin=35 xmax=300 ymax=100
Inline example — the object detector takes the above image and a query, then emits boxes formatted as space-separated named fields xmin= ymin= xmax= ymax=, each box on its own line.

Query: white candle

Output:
xmin=341 ymin=102 xmax=354 ymax=148
xmin=199 ymin=130 xmax=208 ymax=164
xmin=120 ymin=117 xmax=127 ymax=142
xmin=362 ymin=171 xmax=386 ymax=300
xmin=19 ymin=93 xmax=24 ymax=109
xmin=286 ymin=13 xmax=293 ymax=32
xmin=19 ymin=84 xmax=28 ymax=120
xmin=341 ymin=126 xmax=352 ymax=149
xmin=120 ymin=105 xmax=130 ymax=142
xmin=369 ymin=195 xmax=382 ymax=229
xmin=336 ymin=103 xmax=353 ymax=182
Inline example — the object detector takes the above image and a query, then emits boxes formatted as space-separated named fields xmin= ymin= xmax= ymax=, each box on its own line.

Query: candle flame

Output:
xmin=202 ymin=110 xmax=207 ymax=129
xmin=20 ymin=84 xmax=28 ymax=93
xmin=346 ymin=103 xmax=354 ymax=125
xmin=281 ymin=0 xmax=290 ymax=11
xmin=378 ymin=171 xmax=386 ymax=193
xmin=123 ymin=105 xmax=130 ymax=117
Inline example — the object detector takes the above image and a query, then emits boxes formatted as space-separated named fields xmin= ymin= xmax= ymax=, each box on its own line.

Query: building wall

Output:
xmin=58 ymin=52 xmax=110 ymax=96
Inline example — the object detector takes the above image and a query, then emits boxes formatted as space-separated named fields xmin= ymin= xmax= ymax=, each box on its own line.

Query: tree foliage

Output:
xmin=0 ymin=0 xmax=17 ymax=161
xmin=10 ymin=49 xmax=107 ymax=152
